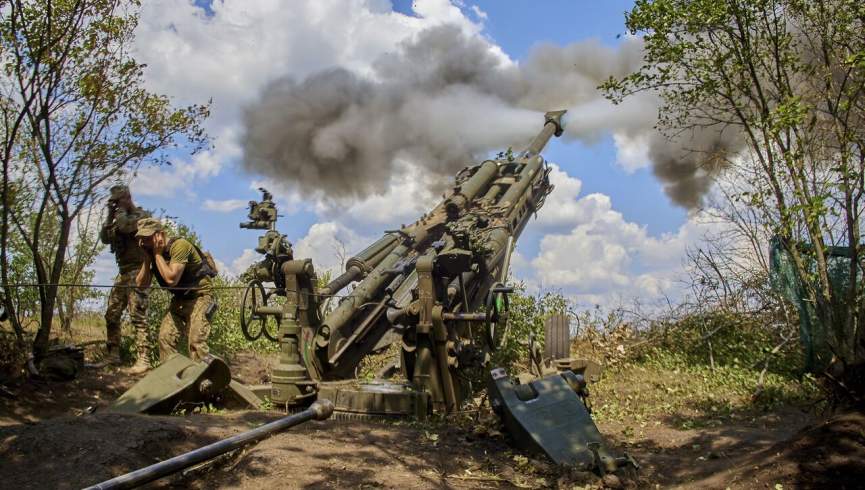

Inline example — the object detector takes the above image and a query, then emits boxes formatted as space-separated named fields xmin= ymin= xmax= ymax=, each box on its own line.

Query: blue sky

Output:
xmin=106 ymin=0 xmax=705 ymax=307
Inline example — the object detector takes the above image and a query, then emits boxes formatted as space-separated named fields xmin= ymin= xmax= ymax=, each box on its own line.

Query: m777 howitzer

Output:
xmin=237 ymin=110 xmax=635 ymax=472
xmin=240 ymin=110 xmax=565 ymax=410
xmin=110 ymin=111 xmax=633 ymax=474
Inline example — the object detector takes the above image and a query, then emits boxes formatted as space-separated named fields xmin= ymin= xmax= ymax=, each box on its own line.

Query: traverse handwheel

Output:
xmin=240 ymin=280 xmax=267 ymax=341
xmin=484 ymin=283 xmax=512 ymax=352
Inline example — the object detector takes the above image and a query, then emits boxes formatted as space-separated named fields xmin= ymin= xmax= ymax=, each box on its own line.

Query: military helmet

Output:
xmin=108 ymin=184 xmax=130 ymax=202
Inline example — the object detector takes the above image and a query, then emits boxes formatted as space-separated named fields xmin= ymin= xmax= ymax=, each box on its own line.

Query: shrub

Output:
xmin=137 ymin=274 xmax=277 ymax=364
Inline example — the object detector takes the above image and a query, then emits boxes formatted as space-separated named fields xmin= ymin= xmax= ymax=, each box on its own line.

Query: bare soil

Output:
xmin=1 ymin=353 xmax=863 ymax=489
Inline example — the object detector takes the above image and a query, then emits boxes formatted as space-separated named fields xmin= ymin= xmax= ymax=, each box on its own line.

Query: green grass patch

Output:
xmin=591 ymin=349 xmax=820 ymax=430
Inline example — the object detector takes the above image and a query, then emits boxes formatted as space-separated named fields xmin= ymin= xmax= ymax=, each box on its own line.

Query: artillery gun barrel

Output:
xmin=317 ymin=159 xmax=502 ymax=356
xmin=498 ymin=156 xmax=541 ymax=210
xmin=498 ymin=236 xmax=515 ymax=283
xmin=84 ymin=400 xmax=334 ymax=490
xmin=310 ymin=110 xmax=565 ymax=378
xmin=452 ymin=111 xmax=564 ymax=304
xmin=523 ymin=109 xmax=566 ymax=157
xmin=321 ymin=234 xmax=400 ymax=295
xmin=496 ymin=111 xmax=563 ymax=216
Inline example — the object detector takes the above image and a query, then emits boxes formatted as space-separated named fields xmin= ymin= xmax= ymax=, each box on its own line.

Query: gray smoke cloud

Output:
xmin=647 ymin=127 xmax=743 ymax=209
xmin=241 ymin=24 xmax=740 ymax=207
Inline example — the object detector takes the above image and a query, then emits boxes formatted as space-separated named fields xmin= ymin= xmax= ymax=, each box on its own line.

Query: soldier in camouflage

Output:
xmin=135 ymin=218 xmax=217 ymax=362
xmin=100 ymin=185 xmax=151 ymax=373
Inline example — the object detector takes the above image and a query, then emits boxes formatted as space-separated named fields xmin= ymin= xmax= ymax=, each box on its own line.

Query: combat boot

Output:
xmin=128 ymin=358 xmax=150 ymax=375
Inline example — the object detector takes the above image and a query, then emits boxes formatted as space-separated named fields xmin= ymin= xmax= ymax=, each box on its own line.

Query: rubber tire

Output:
xmin=544 ymin=313 xmax=570 ymax=360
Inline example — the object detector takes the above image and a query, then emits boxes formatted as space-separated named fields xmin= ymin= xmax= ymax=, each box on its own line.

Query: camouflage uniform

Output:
xmin=135 ymin=218 xmax=215 ymax=363
xmin=158 ymin=292 xmax=215 ymax=362
xmin=100 ymin=196 xmax=150 ymax=364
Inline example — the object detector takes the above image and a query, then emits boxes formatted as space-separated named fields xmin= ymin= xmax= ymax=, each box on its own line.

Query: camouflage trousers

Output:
xmin=158 ymin=294 xmax=214 ymax=362
xmin=104 ymin=270 xmax=150 ymax=361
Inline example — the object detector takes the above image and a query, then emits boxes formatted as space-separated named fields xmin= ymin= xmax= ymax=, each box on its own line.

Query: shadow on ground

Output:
xmin=601 ymin=402 xmax=864 ymax=489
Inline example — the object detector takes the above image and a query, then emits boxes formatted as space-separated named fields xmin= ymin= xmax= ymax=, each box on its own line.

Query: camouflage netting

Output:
xmin=770 ymin=237 xmax=865 ymax=372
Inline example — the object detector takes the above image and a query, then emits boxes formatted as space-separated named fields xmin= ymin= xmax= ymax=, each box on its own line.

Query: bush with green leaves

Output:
xmin=491 ymin=288 xmax=570 ymax=372
xmin=632 ymin=310 xmax=803 ymax=377
xmin=127 ymin=220 xmax=276 ymax=364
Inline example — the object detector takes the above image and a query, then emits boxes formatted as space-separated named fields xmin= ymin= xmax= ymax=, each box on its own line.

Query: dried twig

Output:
xmin=447 ymin=474 xmax=535 ymax=488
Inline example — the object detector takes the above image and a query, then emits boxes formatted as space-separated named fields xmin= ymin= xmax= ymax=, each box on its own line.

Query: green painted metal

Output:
xmin=487 ymin=367 xmax=628 ymax=472
xmin=316 ymin=380 xmax=430 ymax=419
xmin=233 ymin=111 xmax=590 ymax=427
xmin=109 ymin=354 xmax=231 ymax=414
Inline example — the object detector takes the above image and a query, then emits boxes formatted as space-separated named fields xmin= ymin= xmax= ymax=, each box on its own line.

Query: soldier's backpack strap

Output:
xmin=188 ymin=242 xmax=218 ymax=278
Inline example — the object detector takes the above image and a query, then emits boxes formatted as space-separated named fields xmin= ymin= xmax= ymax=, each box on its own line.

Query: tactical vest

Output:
xmin=112 ymin=228 xmax=147 ymax=273
xmin=151 ymin=238 xmax=217 ymax=298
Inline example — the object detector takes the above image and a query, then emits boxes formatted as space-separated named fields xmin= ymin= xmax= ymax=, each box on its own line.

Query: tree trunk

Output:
xmin=32 ymin=218 xmax=71 ymax=359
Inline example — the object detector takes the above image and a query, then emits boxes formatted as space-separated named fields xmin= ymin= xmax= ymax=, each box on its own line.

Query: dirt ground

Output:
xmin=1 ymin=353 xmax=863 ymax=489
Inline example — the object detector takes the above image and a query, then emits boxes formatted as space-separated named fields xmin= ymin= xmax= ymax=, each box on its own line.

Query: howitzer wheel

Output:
xmin=240 ymin=280 xmax=280 ymax=342
xmin=484 ymin=283 xmax=512 ymax=352
xmin=544 ymin=313 xmax=571 ymax=361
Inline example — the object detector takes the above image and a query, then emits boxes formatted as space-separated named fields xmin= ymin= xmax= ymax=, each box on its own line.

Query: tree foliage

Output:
xmin=603 ymin=0 xmax=865 ymax=374
xmin=0 ymin=0 xmax=209 ymax=359
xmin=489 ymin=286 xmax=571 ymax=374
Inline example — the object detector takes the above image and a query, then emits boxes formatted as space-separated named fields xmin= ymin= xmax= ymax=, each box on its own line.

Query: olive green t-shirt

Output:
xmin=167 ymin=238 xmax=212 ymax=295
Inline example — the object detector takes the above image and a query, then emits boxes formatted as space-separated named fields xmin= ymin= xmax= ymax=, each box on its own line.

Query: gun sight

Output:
xmin=239 ymin=187 xmax=277 ymax=230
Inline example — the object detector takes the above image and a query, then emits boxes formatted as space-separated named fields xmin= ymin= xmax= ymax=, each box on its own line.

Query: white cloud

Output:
xmin=613 ymin=131 xmax=651 ymax=172
xmin=135 ymin=0 xmax=482 ymax=110
xmin=535 ymin=164 xmax=585 ymax=230
xmin=224 ymin=248 xmax=260 ymax=278
xmin=202 ymin=199 xmax=247 ymax=213
xmin=123 ymin=1 xmax=713 ymax=310
xmin=258 ymin=158 xmax=441 ymax=231
xmin=293 ymin=222 xmax=371 ymax=274
xmin=519 ymin=166 xmax=718 ymax=306
xmin=131 ymin=136 xmax=236 ymax=198
xmin=129 ymin=0 xmax=486 ymax=199
xmin=313 ymin=159 xmax=440 ymax=227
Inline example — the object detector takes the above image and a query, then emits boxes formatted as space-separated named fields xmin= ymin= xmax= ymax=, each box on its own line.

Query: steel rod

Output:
xmin=84 ymin=400 xmax=334 ymax=490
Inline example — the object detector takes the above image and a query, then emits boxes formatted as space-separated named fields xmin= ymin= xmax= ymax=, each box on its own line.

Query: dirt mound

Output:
xmin=0 ymin=410 xmax=554 ymax=489
xmin=0 ymin=412 xmax=226 ymax=489
xmin=775 ymin=411 xmax=865 ymax=488
xmin=0 ymin=368 xmax=134 ymax=426
xmin=671 ymin=410 xmax=865 ymax=489
xmin=3 ymin=353 xmax=860 ymax=489
xmin=227 ymin=351 xmax=276 ymax=385
xmin=199 ymin=421 xmax=526 ymax=489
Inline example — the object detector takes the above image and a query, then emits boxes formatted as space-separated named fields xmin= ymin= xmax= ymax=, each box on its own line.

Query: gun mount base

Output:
xmin=487 ymin=367 xmax=636 ymax=474
xmin=271 ymin=364 xmax=317 ymax=406
xmin=271 ymin=322 xmax=317 ymax=405
xmin=312 ymin=380 xmax=431 ymax=420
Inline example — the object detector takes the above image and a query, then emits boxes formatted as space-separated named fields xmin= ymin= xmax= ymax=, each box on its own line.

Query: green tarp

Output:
xmin=769 ymin=237 xmax=864 ymax=371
